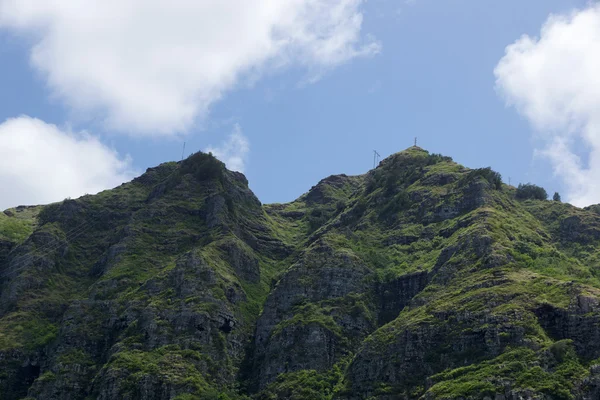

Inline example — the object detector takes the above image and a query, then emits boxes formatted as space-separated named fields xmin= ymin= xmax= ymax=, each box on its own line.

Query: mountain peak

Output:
xmin=1 ymin=148 xmax=600 ymax=399
xmin=376 ymin=145 xmax=452 ymax=169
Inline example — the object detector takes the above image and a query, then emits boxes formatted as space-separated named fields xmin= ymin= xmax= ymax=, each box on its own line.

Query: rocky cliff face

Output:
xmin=2 ymin=148 xmax=600 ymax=399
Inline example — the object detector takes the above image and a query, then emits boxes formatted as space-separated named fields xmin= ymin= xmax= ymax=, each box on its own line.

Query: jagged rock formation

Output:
xmin=2 ymin=148 xmax=600 ymax=399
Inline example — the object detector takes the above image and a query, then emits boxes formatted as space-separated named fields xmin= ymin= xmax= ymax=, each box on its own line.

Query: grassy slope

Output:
xmin=0 ymin=154 xmax=294 ymax=399
xmin=0 ymin=206 xmax=41 ymax=244
xmin=258 ymin=148 xmax=600 ymax=399
xmin=2 ymin=148 xmax=600 ymax=399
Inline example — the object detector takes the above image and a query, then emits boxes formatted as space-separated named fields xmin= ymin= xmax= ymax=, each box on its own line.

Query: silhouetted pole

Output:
xmin=373 ymin=150 xmax=381 ymax=168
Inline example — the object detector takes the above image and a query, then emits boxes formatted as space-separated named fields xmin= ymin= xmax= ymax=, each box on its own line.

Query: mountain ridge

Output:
xmin=2 ymin=147 xmax=600 ymax=399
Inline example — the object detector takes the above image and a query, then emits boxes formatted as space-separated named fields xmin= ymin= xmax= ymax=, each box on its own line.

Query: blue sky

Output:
xmin=0 ymin=0 xmax=598 ymax=208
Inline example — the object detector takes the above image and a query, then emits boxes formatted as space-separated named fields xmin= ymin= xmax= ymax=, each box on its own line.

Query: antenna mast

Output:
xmin=414 ymin=137 xmax=417 ymax=147
xmin=181 ymin=142 xmax=186 ymax=160
xmin=373 ymin=150 xmax=381 ymax=168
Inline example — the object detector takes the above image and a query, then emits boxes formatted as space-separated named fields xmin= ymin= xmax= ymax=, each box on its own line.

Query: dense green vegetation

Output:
xmin=0 ymin=206 xmax=40 ymax=243
xmin=2 ymin=147 xmax=600 ymax=399
xmin=517 ymin=183 xmax=548 ymax=200
xmin=554 ymin=192 xmax=562 ymax=202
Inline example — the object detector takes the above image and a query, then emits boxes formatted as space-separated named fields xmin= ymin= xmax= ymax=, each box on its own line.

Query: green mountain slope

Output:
xmin=2 ymin=148 xmax=600 ymax=399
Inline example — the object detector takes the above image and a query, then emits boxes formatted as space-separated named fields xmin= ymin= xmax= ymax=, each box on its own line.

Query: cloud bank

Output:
xmin=0 ymin=116 xmax=135 ymax=209
xmin=205 ymin=124 xmax=249 ymax=173
xmin=495 ymin=5 xmax=600 ymax=207
xmin=0 ymin=0 xmax=379 ymax=136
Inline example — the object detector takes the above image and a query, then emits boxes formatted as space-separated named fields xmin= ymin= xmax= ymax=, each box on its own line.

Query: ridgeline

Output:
xmin=2 ymin=148 xmax=600 ymax=399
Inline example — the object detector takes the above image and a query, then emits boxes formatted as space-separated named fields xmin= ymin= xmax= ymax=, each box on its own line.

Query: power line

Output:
xmin=0 ymin=218 xmax=103 ymax=280
xmin=0 ymin=213 xmax=104 ymax=279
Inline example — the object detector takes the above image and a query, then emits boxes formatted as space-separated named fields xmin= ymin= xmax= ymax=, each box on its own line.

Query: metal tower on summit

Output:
xmin=373 ymin=150 xmax=381 ymax=168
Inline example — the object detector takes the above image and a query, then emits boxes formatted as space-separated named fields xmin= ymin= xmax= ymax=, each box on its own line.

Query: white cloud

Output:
xmin=0 ymin=0 xmax=379 ymax=136
xmin=205 ymin=124 xmax=249 ymax=173
xmin=0 ymin=116 xmax=135 ymax=209
xmin=494 ymin=5 xmax=600 ymax=207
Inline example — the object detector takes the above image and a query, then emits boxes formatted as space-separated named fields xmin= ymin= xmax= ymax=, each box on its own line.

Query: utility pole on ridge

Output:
xmin=373 ymin=150 xmax=381 ymax=169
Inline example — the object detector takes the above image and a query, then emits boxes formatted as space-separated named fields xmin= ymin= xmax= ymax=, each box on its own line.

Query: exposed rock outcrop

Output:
xmin=3 ymin=148 xmax=600 ymax=399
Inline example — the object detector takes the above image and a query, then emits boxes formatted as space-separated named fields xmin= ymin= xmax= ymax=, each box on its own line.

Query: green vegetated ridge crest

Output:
xmin=2 ymin=147 xmax=600 ymax=399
